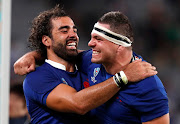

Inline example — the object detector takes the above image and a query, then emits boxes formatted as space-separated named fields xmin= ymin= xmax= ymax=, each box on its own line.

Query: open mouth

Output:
xmin=67 ymin=42 xmax=76 ymax=46
xmin=66 ymin=41 xmax=77 ymax=49
xmin=92 ymin=50 xmax=100 ymax=54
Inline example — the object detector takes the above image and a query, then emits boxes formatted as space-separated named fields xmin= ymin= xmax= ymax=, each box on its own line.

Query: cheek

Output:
xmin=59 ymin=36 xmax=67 ymax=42
xmin=103 ymin=47 xmax=116 ymax=59
xmin=55 ymin=35 xmax=67 ymax=42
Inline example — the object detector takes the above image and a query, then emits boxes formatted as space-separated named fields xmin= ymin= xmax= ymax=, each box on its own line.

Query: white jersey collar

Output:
xmin=45 ymin=59 xmax=78 ymax=71
xmin=45 ymin=59 xmax=66 ymax=71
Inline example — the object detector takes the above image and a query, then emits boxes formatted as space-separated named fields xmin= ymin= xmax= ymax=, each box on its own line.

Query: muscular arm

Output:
xmin=46 ymin=60 xmax=157 ymax=115
xmin=14 ymin=51 xmax=157 ymax=115
xmin=14 ymin=51 xmax=157 ymax=81
xmin=143 ymin=113 xmax=169 ymax=124
xmin=46 ymin=77 xmax=119 ymax=115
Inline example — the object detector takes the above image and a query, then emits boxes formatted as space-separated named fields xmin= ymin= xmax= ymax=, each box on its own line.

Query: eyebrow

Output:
xmin=58 ymin=25 xmax=77 ymax=30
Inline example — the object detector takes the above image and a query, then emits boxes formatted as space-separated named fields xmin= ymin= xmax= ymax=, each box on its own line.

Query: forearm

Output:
xmin=73 ymin=77 xmax=119 ymax=114
xmin=47 ymin=77 xmax=120 ymax=115
xmin=32 ymin=50 xmax=46 ymax=65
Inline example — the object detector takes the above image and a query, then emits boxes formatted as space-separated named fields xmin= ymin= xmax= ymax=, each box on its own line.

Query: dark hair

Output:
xmin=98 ymin=11 xmax=134 ymax=42
xmin=28 ymin=5 xmax=68 ymax=57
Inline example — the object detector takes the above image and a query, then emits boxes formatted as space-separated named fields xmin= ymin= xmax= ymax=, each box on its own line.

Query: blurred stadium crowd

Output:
xmin=10 ymin=0 xmax=180 ymax=123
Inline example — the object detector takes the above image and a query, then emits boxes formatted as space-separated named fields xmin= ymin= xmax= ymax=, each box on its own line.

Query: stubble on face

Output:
xmin=52 ymin=38 xmax=78 ymax=63
xmin=50 ymin=17 xmax=79 ymax=63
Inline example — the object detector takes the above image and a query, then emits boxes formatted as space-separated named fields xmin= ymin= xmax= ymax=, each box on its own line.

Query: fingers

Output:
xmin=144 ymin=70 xmax=158 ymax=79
xmin=14 ymin=62 xmax=22 ymax=75
xmin=142 ymin=64 xmax=158 ymax=79
xmin=14 ymin=65 xmax=35 ymax=75
xmin=124 ymin=60 xmax=158 ymax=82
xmin=14 ymin=52 xmax=37 ymax=75
xmin=27 ymin=64 xmax=36 ymax=73
xmin=151 ymin=66 xmax=156 ymax=71
xmin=14 ymin=64 xmax=27 ymax=75
xmin=141 ymin=61 xmax=152 ymax=67
xmin=14 ymin=61 xmax=33 ymax=75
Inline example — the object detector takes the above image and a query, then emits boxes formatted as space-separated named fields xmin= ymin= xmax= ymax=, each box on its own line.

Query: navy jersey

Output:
xmin=23 ymin=61 xmax=90 ymax=124
xmin=78 ymin=50 xmax=169 ymax=124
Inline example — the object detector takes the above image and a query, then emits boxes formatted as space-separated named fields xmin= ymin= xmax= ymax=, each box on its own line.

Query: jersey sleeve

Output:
xmin=23 ymin=67 xmax=63 ymax=106
xmin=77 ymin=50 xmax=92 ymax=74
xmin=130 ymin=75 xmax=169 ymax=122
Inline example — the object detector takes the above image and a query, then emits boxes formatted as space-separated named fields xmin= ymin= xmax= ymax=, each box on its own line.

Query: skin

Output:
xmin=88 ymin=22 xmax=169 ymax=124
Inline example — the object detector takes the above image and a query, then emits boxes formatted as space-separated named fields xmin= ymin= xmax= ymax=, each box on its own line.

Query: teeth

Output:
xmin=67 ymin=42 xmax=76 ymax=46
xmin=93 ymin=51 xmax=99 ymax=54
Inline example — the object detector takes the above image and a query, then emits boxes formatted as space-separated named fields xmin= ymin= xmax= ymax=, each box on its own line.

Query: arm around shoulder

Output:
xmin=46 ymin=77 xmax=120 ymax=115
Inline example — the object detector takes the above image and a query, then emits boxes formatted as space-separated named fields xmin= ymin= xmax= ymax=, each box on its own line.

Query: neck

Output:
xmin=47 ymin=51 xmax=75 ymax=72
xmin=103 ymin=50 xmax=132 ymax=75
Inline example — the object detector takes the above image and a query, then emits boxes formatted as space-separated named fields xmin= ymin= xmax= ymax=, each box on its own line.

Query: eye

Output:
xmin=74 ymin=28 xmax=77 ymax=33
xmin=95 ymin=36 xmax=102 ymax=41
xmin=61 ymin=29 xmax=68 ymax=33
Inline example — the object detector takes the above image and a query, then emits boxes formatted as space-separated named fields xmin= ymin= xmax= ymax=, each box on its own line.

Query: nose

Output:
xmin=69 ymin=30 xmax=77 ymax=38
xmin=68 ymin=31 xmax=79 ymax=42
xmin=88 ymin=39 xmax=96 ymax=47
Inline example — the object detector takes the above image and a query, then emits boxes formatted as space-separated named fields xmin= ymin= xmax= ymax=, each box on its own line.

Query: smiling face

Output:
xmin=50 ymin=16 xmax=79 ymax=62
xmin=88 ymin=23 xmax=118 ymax=64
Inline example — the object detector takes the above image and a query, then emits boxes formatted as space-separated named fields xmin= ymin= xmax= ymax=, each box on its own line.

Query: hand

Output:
xmin=123 ymin=59 xmax=157 ymax=82
xmin=14 ymin=52 xmax=36 ymax=75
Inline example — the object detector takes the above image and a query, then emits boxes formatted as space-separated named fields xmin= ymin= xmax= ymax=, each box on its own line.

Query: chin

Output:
xmin=68 ymin=49 xmax=78 ymax=56
xmin=91 ymin=58 xmax=101 ymax=64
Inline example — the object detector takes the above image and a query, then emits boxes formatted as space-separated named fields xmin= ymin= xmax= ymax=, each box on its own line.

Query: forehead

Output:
xmin=91 ymin=22 xmax=110 ymax=37
xmin=51 ymin=16 xmax=75 ymax=28
xmin=97 ymin=22 xmax=110 ymax=29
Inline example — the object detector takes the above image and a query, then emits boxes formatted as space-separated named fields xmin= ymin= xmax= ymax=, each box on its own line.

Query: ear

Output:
xmin=117 ymin=46 xmax=132 ymax=55
xmin=42 ymin=35 xmax=51 ymax=47
xmin=117 ymin=45 xmax=125 ymax=52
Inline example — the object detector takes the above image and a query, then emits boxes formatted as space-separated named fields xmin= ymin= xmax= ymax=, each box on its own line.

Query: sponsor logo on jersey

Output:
xmin=91 ymin=67 xmax=100 ymax=83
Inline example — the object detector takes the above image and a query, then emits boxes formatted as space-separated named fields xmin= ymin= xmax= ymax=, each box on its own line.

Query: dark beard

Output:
xmin=52 ymin=42 xmax=78 ymax=63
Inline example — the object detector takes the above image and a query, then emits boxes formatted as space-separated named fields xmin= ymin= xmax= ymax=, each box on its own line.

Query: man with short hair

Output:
xmin=82 ymin=11 xmax=169 ymax=123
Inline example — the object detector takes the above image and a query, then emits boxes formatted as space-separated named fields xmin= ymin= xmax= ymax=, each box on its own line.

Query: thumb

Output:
xmin=27 ymin=64 xmax=35 ymax=73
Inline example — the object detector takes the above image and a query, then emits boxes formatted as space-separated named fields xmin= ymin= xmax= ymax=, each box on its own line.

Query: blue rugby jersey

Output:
xmin=78 ymin=50 xmax=169 ymax=124
xmin=23 ymin=61 xmax=90 ymax=124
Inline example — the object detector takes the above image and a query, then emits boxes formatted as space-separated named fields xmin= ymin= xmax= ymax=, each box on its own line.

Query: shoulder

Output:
xmin=77 ymin=49 xmax=92 ymax=62
xmin=124 ymin=75 xmax=169 ymax=122
xmin=25 ymin=64 xmax=56 ymax=84
xmin=138 ymin=75 xmax=167 ymax=95
xmin=120 ymin=75 xmax=168 ymax=105
xmin=77 ymin=50 xmax=93 ymax=73
xmin=24 ymin=63 xmax=61 ymax=94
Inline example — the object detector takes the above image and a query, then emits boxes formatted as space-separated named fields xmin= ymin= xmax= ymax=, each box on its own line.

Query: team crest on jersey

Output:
xmin=91 ymin=67 xmax=100 ymax=83
xmin=61 ymin=78 xmax=68 ymax=85
xmin=131 ymin=55 xmax=140 ymax=62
